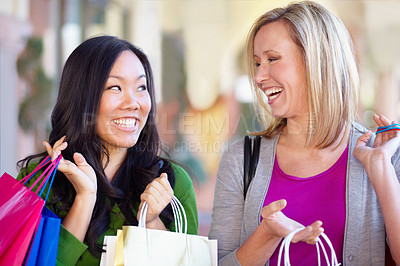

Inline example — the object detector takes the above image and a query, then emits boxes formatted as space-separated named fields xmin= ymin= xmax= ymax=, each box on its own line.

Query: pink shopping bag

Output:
xmin=0 ymin=155 xmax=60 ymax=265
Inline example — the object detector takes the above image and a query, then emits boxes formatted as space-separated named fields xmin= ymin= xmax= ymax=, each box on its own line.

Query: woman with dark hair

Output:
xmin=18 ymin=35 xmax=198 ymax=265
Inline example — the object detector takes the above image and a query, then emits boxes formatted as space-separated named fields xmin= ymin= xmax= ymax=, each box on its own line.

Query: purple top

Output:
xmin=262 ymin=146 xmax=348 ymax=265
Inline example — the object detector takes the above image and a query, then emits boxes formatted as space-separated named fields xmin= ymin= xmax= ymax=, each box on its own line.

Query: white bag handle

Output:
xmin=277 ymin=227 xmax=340 ymax=266
xmin=138 ymin=196 xmax=187 ymax=234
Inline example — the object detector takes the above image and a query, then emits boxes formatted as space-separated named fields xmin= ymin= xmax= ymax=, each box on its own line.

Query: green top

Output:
xmin=19 ymin=163 xmax=198 ymax=266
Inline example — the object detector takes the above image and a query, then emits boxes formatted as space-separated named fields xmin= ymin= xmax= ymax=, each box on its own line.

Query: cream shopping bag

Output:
xmin=123 ymin=196 xmax=215 ymax=266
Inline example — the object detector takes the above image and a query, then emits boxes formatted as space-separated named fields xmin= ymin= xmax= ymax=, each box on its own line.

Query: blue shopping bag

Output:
xmin=25 ymin=207 xmax=61 ymax=266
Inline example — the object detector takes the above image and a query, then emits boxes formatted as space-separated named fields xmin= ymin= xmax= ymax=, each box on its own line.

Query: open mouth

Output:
xmin=265 ymin=87 xmax=283 ymax=101
xmin=112 ymin=118 xmax=137 ymax=128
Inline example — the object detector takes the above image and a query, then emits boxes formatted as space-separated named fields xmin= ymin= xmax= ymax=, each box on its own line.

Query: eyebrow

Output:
xmin=108 ymin=74 xmax=147 ymax=81
xmin=254 ymin=49 xmax=279 ymax=56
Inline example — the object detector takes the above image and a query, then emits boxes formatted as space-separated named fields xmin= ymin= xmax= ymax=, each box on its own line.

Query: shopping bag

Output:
xmin=0 ymin=197 xmax=43 ymax=266
xmin=114 ymin=229 xmax=124 ymax=266
xmin=122 ymin=196 xmax=215 ymax=266
xmin=208 ymin=239 xmax=218 ymax=266
xmin=100 ymin=235 xmax=118 ymax=266
xmin=25 ymin=207 xmax=61 ymax=266
xmin=0 ymin=155 xmax=60 ymax=265
xmin=277 ymin=227 xmax=340 ymax=266
xmin=0 ymin=173 xmax=44 ymax=256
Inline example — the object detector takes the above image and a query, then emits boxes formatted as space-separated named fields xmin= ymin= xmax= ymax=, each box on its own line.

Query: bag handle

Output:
xmin=138 ymin=196 xmax=187 ymax=234
xmin=19 ymin=156 xmax=51 ymax=184
xmin=19 ymin=155 xmax=62 ymax=203
xmin=243 ymin=135 xmax=261 ymax=199
xmin=277 ymin=227 xmax=339 ymax=266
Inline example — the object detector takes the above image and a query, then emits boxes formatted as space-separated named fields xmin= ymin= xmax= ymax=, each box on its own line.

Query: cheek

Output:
xmin=97 ymin=95 xmax=114 ymax=117
xmin=141 ymin=95 xmax=152 ymax=117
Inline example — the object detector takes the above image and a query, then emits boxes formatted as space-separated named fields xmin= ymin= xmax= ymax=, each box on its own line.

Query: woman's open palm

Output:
xmin=261 ymin=199 xmax=324 ymax=244
xmin=43 ymin=136 xmax=97 ymax=197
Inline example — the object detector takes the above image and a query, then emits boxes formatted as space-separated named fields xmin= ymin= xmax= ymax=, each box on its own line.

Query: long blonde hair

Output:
xmin=246 ymin=1 xmax=359 ymax=148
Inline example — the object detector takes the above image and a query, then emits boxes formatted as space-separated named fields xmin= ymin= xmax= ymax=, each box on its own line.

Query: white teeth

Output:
xmin=263 ymin=87 xmax=283 ymax=101
xmin=265 ymin=87 xmax=283 ymax=96
xmin=113 ymin=118 xmax=137 ymax=128
xmin=268 ymin=94 xmax=279 ymax=100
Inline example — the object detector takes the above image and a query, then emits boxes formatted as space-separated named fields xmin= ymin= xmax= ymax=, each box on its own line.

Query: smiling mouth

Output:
xmin=112 ymin=118 xmax=137 ymax=128
xmin=264 ymin=87 xmax=283 ymax=101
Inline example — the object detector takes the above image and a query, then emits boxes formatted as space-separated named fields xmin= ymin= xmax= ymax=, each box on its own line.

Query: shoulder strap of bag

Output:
xmin=243 ymin=135 xmax=261 ymax=200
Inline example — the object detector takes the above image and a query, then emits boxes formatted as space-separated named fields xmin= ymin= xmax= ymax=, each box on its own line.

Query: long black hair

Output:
xmin=18 ymin=36 xmax=175 ymax=256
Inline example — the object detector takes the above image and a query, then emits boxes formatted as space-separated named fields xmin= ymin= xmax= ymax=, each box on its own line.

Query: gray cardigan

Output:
xmin=209 ymin=123 xmax=400 ymax=265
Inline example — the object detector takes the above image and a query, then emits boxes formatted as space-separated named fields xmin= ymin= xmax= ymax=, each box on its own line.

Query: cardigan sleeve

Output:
xmin=170 ymin=163 xmax=199 ymax=235
xmin=56 ymin=225 xmax=88 ymax=266
xmin=208 ymin=139 xmax=245 ymax=266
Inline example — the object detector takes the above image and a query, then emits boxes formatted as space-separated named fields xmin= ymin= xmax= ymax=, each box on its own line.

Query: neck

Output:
xmin=280 ymin=117 xmax=349 ymax=151
xmin=280 ymin=116 xmax=310 ymax=148
xmin=102 ymin=147 xmax=127 ymax=181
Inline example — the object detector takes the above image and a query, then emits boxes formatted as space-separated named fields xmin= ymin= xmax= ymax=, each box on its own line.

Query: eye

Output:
xmin=255 ymin=62 xmax=260 ymax=68
xmin=107 ymin=85 xmax=121 ymax=91
xmin=138 ymin=85 xmax=147 ymax=91
xmin=268 ymin=57 xmax=278 ymax=63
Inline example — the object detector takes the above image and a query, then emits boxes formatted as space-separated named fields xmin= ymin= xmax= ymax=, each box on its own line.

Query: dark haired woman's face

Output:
xmin=96 ymin=50 xmax=151 ymax=152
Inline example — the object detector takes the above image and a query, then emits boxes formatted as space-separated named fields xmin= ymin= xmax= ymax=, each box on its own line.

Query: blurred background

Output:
xmin=1 ymin=0 xmax=400 ymax=236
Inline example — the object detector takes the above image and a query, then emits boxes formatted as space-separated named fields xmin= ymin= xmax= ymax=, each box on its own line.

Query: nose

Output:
xmin=121 ymin=90 xmax=140 ymax=110
xmin=254 ymin=63 xmax=270 ymax=85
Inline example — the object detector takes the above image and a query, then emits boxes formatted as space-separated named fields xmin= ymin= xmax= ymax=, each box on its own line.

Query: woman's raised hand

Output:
xmin=43 ymin=136 xmax=97 ymax=198
xmin=138 ymin=173 xmax=173 ymax=230
xmin=354 ymin=114 xmax=400 ymax=173
xmin=261 ymin=199 xmax=324 ymax=244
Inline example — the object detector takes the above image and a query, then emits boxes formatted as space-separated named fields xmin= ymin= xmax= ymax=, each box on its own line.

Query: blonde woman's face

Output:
xmin=253 ymin=21 xmax=308 ymax=120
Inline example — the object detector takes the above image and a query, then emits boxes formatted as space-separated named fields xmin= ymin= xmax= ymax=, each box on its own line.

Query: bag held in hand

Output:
xmin=278 ymin=227 xmax=340 ymax=266
xmin=0 ymin=155 xmax=61 ymax=265
xmin=122 ymin=196 xmax=215 ymax=266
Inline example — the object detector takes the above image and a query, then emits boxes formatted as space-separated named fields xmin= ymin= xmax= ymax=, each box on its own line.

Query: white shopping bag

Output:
xmin=100 ymin=235 xmax=117 ymax=266
xmin=124 ymin=196 xmax=216 ymax=266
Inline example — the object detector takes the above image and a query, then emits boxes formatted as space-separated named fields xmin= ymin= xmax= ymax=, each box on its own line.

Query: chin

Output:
xmin=106 ymin=139 xmax=139 ymax=150
xmin=271 ymin=112 xmax=285 ymax=118
xmin=123 ymin=140 xmax=140 ymax=149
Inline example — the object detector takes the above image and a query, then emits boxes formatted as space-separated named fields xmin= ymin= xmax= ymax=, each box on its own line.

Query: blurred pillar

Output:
xmin=0 ymin=13 xmax=31 ymax=176
xmin=375 ymin=70 xmax=400 ymax=121
xmin=182 ymin=1 xmax=226 ymax=111
xmin=129 ymin=0 xmax=162 ymax=103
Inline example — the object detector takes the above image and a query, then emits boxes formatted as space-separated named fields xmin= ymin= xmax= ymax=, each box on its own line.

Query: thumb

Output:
xmin=262 ymin=199 xmax=287 ymax=218
xmin=355 ymin=131 xmax=372 ymax=148
xmin=160 ymin=173 xmax=168 ymax=180
xmin=73 ymin=152 xmax=89 ymax=166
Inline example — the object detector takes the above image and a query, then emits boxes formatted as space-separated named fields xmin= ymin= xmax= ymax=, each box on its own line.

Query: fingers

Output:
xmin=261 ymin=199 xmax=287 ymax=218
xmin=292 ymin=220 xmax=324 ymax=244
xmin=157 ymin=173 xmax=174 ymax=197
xmin=43 ymin=136 xmax=67 ymax=161
xmin=140 ymin=173 xmax=174 ymax=212
xmin=355 ymin=131 xmax=372 ymax=148
xmin=73 ymin=152 xmax=89 ymax=166
xmin=145 ymin=174 xmax=173 ymax=199
xmin=373 ymin=114 xmax=392 ymax=127
xmin=72 ymin=153 xmax=96 ymax=180
xmin=374 ymin=114 xmax=400 ymax=147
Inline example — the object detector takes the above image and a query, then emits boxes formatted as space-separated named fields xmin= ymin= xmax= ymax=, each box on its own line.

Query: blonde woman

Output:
xmin=209 ymin=1 xmax=400 ymax=265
